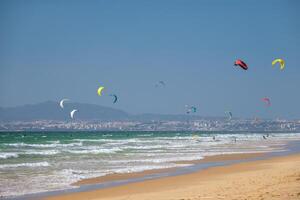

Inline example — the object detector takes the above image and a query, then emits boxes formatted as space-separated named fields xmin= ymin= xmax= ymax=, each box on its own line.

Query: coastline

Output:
xmin=72 ymin=139 xmax=300 ymax=189
xmin=44 ymin=152 xmax=300 ymax=200
xmin=8 ymin=152 xmax=267 ymax=200
xmin=6 ymin=140 xmax=300 ymax=200
xmin=74 ymin=152 xmax=264 ymax=186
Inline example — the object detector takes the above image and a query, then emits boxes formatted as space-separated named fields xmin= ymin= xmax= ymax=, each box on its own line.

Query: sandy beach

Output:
xmin=44 ymin=153 xmax=300 ymax=200
xmin=74 ymin=153 xmax=263 ymax=186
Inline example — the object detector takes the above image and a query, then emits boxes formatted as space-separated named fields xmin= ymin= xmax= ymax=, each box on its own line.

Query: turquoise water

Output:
xmin=1 ymin=131 xmax=300 ymax=197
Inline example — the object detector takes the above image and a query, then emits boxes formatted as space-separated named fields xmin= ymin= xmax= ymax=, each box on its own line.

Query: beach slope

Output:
xmin=45 ymin=154 xmax=300 ymax=200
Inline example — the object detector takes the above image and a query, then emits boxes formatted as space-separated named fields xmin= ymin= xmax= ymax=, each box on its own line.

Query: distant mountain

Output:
xmin=0 ymin=101 xmax=130 ymax=121
xmin=0 ymin=101 xmax=218 ymax=122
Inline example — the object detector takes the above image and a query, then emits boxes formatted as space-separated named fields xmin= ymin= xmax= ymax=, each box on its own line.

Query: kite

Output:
xmin=185 ymin=105 xmax=197 ymax=114
xmin=97 ymin=86 xmax=105 ymax=96
xmin=59 ymin=99 xmax=69 ymax=109
xmin=225 ymin=111 xmax=233 ymax=120
xmin=110 ymin=94 xmax=118 ymax=103
xmin=155 ymin=81 xmax=166 ymax=88
xmin=272 ymin=58 xmax=285 ymax=70
xmin=234 ymin=59 xmax=248 ymax=70
xmin=262 ymin=97 xmax=271 ymax=107
xmin=70 ymin=109 xmax=78 ymax=119
xmin=190 ymin=106 xmax=197 ymax=113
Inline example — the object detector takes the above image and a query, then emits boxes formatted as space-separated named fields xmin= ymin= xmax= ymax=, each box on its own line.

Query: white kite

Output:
xmin=70 ymin=109 xmax=78 ymax=119
xmin=59 ymin=99 xmax=70 ymax=109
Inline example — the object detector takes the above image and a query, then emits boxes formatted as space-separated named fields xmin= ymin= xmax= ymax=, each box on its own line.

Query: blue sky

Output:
xmin=0 ymin=0 xmax=299 ymax=118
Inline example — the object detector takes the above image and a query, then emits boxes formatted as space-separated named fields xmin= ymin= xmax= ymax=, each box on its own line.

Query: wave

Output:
xmin=48 ymin=140 xmax=60 ymax=144
xmin=112 ymin=163 xmax=191 ymax=174
xmin=57 ymin=169 xmax=106 ymax=180
xmin=0 ymin=161 xmax=50 ymax=169
xmin=23 ymin=150 xmax=60 ymax=156
xmin=4 ymin=142 xmax=82 ymax=148
xmin=122 ymin=144 xmax=166 ymax=150
xmin=137 ymin=133 xmax=154 ymax=137
xmin=108 ymin=155 xmax=204 ymax=164
xmin=66 ymin=147 xmax=122 ymax=154
xmin=58 ymin=164 xmax=192 ymax=184
xmin=73 ymin=139 xmax=104 ymax=142
xmin=0 ymin=151 xmax=60 ymax=159
xmin=0 ymin=152 xmax=19 ymax=159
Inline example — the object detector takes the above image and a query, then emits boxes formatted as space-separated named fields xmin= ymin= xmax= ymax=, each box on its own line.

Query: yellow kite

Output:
xmin=97 ymin=86 xmax=105 ymax=96
xmin=272 ymin=58 xmax=285 ymax=70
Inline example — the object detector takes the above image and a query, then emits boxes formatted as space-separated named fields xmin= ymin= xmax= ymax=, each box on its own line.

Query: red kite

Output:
xmin=234 ymin=59 xmax=248 ymax=70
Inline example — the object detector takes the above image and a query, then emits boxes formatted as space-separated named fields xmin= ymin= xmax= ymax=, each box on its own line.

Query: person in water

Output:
xmin=263 ymin=135 xmax=267 ymax=140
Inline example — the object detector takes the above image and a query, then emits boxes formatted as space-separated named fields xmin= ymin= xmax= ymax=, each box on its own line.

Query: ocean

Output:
xmin=0 ymin=131 xmax=300 ymax=198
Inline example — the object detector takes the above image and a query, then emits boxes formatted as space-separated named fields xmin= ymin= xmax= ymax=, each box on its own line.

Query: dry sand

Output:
xmin=44 ymin=153 xmax=300 ymax=200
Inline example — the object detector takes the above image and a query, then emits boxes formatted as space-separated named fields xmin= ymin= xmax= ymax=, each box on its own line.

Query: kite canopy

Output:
xmin=225 ymin=111 xmax=233 ymax=120
xmin=159 ymin=81 xmax=165 ymax=86
xmin=185 ymin=105 xmax=197 ymax=114
xmin=70 ymin=109 xmax=78 ymax=119
xmin=191 ymin=106 xmax=197 ymax=113
xmin=262 ymin=97 xmax=271 ymax=106
xmin=110 ymin=94 xmax=118 ymax=103
xmin=234 ymin=59 xmax=248 ymax=70
xmin=272 ymin=58 xmax=285 ymax=70
xmin=155 ymin=81 xmax=166 ymax=88
xmin=59 ymin=99 xmax=69 ymax=109
xmin=97 ymin=86 xmax=105 ymax=96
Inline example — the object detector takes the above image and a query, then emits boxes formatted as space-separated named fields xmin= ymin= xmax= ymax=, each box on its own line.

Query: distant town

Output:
xmin=1 ymin=101 xmax=299 ymax=132
xmin=1 ymin=118 xmax=300 ymax=132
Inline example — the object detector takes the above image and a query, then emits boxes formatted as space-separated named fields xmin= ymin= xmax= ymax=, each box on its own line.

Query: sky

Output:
xmin=0 ymin=0 xmax=299 ymax=119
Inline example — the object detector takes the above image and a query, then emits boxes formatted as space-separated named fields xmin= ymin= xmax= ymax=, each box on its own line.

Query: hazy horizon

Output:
xmin=1 ymin=0 xmax=300 ymax=119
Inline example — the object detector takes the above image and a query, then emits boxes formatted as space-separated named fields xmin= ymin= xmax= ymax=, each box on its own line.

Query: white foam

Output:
xmin=0 ymin=152 xmax=19 ymax=159
xmin=0 ymin=161 xmax=50 ymax=169
xmin=73 ymin=139 xmax=104 ymax=142
xmin=57 ymin=169 xmax=106 ymax=180
xmin=49 ymin=140 xmax=60 ymax=144
xmin=1 ymin=132 xmax=300 ymax=198
xmin=66 ymin=147 xmax=121 ymax=154
xmin=112 ymin=163 xmax=191 ymax=174
xmin=23 ymin=150 xmax=60 ymax=156
xmin=108 ymin=155 xmax=204 ymax=164
xmin=137 ymin=134 xmax=154 ymax=137
xmin=5 ymin=142 xmax=82 ymax=148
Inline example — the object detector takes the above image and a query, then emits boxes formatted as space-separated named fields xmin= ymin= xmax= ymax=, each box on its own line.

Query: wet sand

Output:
xmin=75 ymin=153 xmax=263 ymax=186
xmin=44 ymin=153 xmax=300 ymax=200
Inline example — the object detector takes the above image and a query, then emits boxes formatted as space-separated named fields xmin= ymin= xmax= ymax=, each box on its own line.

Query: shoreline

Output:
xmin=44 ymin=152 xmax=300 ymax=200
xmin=74 ymin=152 xmax=264 ymax=186
xmin=9 ymin=152 xmax=267 ymax=200
xmin=8 ymin=140 xmax=300 ymax=200
xmin=65 ymin=141 xmax=300 ymax=188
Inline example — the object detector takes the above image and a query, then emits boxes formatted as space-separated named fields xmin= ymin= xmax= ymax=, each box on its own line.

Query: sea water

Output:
xmin=0 ymin=131 xmax=300 ymax=197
